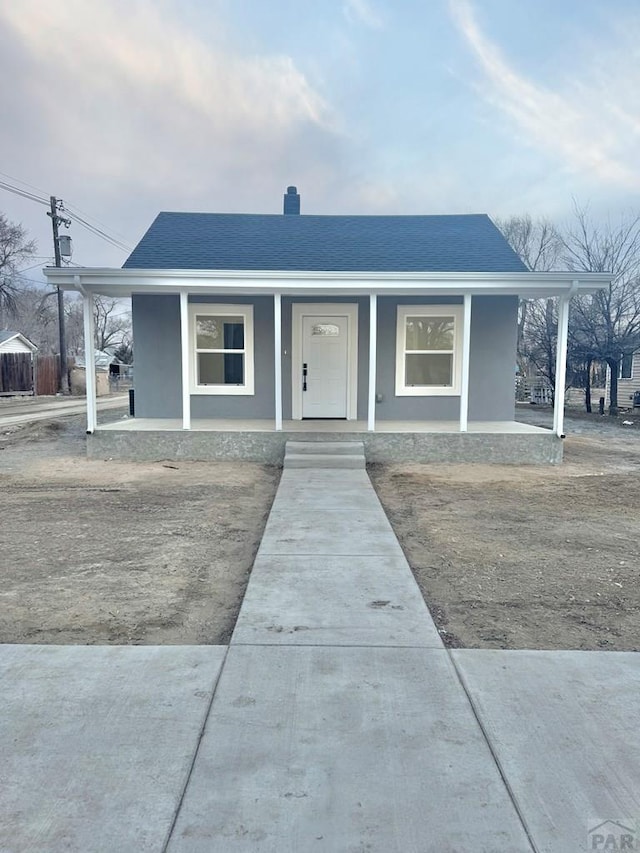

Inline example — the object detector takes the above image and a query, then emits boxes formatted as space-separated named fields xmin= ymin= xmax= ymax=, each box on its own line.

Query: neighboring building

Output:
xmin=0 ymin=330 xmax=38 ymax=356
xmin=606 ymin=351 xmax=640 ymax=409
xmin=44 ymin=187 xmax=612 ymax=463
xmin=71 ymin=349 xmax=127 ymax=397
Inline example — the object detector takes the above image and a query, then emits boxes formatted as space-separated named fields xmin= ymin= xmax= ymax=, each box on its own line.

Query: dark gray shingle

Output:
xmin=123 ymin=212 xmax=527 ymax=273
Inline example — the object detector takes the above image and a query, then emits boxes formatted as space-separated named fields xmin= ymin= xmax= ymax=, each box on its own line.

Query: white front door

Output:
xmin=301 ymin=314 xmax=350 ymax=418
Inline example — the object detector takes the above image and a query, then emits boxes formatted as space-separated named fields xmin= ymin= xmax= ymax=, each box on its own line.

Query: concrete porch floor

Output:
xmin=99 ymin=416 xmax=550 ymax=435
xmin=88 ymin=416 xmax=561 ymax=463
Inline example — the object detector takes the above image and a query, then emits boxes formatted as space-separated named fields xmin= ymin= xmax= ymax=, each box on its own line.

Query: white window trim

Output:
xmin=189 ymin=303 xmax=254 ymax=395
xmin=395 ymin=304 xmax=464 ymax=396
xmin=619 ymin=353 xmax=633 ymax=380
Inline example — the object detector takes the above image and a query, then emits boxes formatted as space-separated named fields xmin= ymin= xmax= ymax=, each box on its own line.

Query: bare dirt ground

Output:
xmin=0 ymin=413 xmax=279 ymax=645
xmin=3 ymin=405 xmax=639 ymax=651
xmin=370 ymin=415 xmax=640 ymax=651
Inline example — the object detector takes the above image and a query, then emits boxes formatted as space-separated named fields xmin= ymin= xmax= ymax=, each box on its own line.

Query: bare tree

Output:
xmin=0 ymin=213 xmax=36 ymax=324
xmin=495 ymin=214 xmax=563 ymax=273
xmin=6 ymin=284 xmax=59 ymax=352
xmin=495 ymin=216 xmax=564 ymax=398
xmin=563 ymin=205 xmax=640 ymax=414
xmin=93 ymin=296 xmax=131 ymax=351
xmin=112 ymin=335 xmax=133 ymax=364
xmin=58 ymin=294 xmax=131 ymax=355
xmin=64 ymin=297 xmax=85 ymax=356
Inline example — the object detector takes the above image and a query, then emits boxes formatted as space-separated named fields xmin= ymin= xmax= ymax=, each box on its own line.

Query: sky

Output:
xmin=0 ymin=0 xmax=639 ymax=278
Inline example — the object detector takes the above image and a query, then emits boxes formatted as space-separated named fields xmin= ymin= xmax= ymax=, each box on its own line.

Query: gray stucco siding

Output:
xmin=131 ymin=294 xmax=275 ymax=419
xmin=131 ymin=292 xmax=518 ymax=422
xmin=375 ymin=296 xmax=462 ymax=421
xmin=189 ymin=295 xmax=275 ymax=419
xmin=374 ymin=295 xmax=517 ymax=421
xmin=131 ymin=294 xmax=182 ymax=418
xmin=468 ymin=295 xmax=518 ymax=421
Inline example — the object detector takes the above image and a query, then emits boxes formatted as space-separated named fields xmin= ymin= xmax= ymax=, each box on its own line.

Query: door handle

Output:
xmin=302 ymin=363 xmax=307 ymax=392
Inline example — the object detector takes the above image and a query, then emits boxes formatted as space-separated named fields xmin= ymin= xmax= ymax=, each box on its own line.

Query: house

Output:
xmin=0 ymin=330 xmax=38 ymax=356
xmin=43 ymin=187 xmax=612 ymax=463
xmin=0 ymin=330 xmax=38 ymax=395
xmin=71 ymin=349 xmax=126 ymax=397
xmin=606 ymin=350 xmax=640 ymax=409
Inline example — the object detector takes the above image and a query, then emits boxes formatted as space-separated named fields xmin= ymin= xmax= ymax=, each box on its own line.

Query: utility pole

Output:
xmin=48 ymin=196 xmax=71 ymax=394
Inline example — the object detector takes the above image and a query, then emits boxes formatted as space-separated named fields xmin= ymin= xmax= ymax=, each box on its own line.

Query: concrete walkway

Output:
xmin=2 ymin=446 xmax=640 ymax=852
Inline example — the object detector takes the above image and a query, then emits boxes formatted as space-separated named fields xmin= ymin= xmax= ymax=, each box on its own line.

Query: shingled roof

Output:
xmin=123 ymin=212 xmax=527 ymax=273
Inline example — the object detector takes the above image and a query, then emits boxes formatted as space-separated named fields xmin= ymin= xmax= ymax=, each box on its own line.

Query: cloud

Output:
xmin=449 ymin=0 xmax=640 ymax=190
xmin=343 ymin=0 xmax=384 ymax=30
xmin=0 ymin=0 xmax=348 ymax=222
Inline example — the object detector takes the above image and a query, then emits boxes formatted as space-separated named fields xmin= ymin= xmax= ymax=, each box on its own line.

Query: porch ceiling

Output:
xmin=44 ymin=267 xmax=613 ymax=299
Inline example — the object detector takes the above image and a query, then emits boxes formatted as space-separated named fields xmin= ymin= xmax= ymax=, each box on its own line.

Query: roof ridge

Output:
xmin=154 ymin=211 xmax=491 ymax=219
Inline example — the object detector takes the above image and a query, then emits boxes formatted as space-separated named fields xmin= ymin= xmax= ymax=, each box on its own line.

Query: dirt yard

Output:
xmin=370 ymin=429 xmax=640 ymax=651
xmin=2 ymin=407 xmax=639 ymax=650
xmin=0 ymin=415 xmax=279 ymax=645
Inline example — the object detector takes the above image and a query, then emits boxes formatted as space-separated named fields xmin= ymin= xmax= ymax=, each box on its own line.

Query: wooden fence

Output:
xmin=0 ymin=354 xmax=76 ymax=396
xmin=0 ymin=353 xmax=34 ymax=394
xmin=35 ymin=355 xmax=61 ymax=396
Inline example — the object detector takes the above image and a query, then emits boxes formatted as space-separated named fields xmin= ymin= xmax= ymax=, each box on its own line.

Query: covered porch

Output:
xmin=43 ymin=266 xmax=613 ymax=464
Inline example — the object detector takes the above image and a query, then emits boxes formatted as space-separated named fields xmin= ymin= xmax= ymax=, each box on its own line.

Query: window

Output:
xmin=190 ymin=304 xmax=254 ymax=395
xmin=312 ymin=323 xmax=340 ymax=336
xmin=619 ymin=352 xmax=633 ymax=380
xmin=395 ymin=305 xmax=463 ymax=396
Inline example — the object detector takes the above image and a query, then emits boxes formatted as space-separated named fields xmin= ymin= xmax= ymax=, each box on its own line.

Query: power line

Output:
xmin=64 ymin=209 xmax=132 ymax=252
xmin=63 ymin=201 xmax=132 ymax=246
xmin=0 ymin=173 xmax=133 ymax=252
xmin=0 ymin=171 xmax=50 ymax=198
xmin=16 ymin=275 xmax=48 ymax=286
xmin=17 ymin=261 xmax=53 ymax=273
xmin=0 ymin=179 xmax=49 ymax=206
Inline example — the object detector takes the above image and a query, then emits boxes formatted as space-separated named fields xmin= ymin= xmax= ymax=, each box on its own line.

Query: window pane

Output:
xmin=198 ymin=353 xmax=244 ymax=385
xmin=405 ymin=317 xmax=454 ymax=351
xmin=312 ymin=323 xmax=339 ymax=336
xmin=405 ymin=353 xmax=453 ymax=386
xmin=196 ymin=316 xmax=244 ymax=349
xmin=621 ymin=352 xmax=633 ymax=379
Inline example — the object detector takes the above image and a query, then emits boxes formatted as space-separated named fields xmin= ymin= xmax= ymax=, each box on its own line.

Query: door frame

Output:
xmin=291 ymin=302 xmax=359 ymax=420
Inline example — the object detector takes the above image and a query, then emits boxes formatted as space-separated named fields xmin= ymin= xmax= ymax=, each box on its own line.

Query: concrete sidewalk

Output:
xmin=166 ymin=465 xmax=533 ymax=851
xmin=1 ymin=449 xmax=639 ymax=852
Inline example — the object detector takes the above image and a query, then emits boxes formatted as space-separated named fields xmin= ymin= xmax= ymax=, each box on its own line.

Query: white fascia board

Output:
xmin=43 ymin=267 xmax=614 ymax=298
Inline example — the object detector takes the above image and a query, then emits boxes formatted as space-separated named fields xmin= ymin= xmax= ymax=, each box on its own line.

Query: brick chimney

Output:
xmin=283 ymin=186 xmax=300 ymax=215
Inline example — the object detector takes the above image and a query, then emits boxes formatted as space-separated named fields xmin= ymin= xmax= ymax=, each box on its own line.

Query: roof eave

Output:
xmin=43 ymin=267 xmax=613 ymax=299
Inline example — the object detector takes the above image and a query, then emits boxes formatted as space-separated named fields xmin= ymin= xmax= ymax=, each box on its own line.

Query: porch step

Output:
xmin=286 ymin=441 xmax=364 ymax=456
xmin=284 ymin=441 xmax=365 ymax=469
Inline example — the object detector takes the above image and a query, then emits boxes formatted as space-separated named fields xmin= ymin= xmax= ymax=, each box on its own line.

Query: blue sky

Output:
xmin=0 ymin=0 xmax=638 ymax=272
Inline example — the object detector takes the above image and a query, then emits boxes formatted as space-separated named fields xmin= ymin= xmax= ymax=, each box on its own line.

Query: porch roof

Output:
xmin=44 ymin=267 xmax=613 ymax=299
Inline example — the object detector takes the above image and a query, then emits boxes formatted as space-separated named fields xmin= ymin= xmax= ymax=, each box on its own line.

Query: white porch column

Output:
xmin=180 ymin=291 xmax=191 ymax=430
xmin=553 ymin=294 xmax=570 ymax=437
xmin=274 ymin=294 xmax=282 ymax=431
xmin=368 ymin=294 xmax=377 ymax=431
xmin=82 ymin=289 xmax=97 ymax=434
xmin=459 ymin=294 xmax=472 ymax=432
